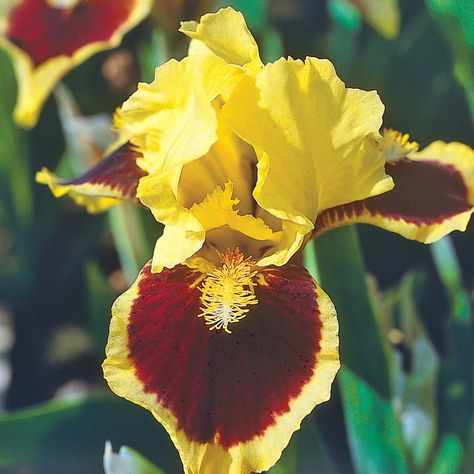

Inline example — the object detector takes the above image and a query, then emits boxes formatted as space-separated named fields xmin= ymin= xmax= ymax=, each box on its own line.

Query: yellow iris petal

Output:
xmin=191 ymin=181 xmax=276 ymax=240
xmin=179 ymin=7 xmax=263 ymax=73
xmin=223 ymin=57 xmax=394 ymax=265
xmin=120 ymin=55 xmax=243 ymax=174
xmin=136 ymin=104 xmax=270 ymax=271
xmin=140 ymin=167 xmax=278 ymax=272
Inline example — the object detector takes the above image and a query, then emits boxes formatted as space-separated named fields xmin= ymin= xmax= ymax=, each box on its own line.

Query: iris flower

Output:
xmin=0 ymin=0 xmax=152 ymax=128
xmin=37 ymin=8 xmax=474 ymax=474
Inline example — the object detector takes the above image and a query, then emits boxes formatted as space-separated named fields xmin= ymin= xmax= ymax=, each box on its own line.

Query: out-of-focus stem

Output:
xmin=314 ymin=226 xmax=408 ymax=474
xmin=107 ymin=204 xmax=149 ymax=285
xmin=431 ymin=236 xmax=471 ymax=323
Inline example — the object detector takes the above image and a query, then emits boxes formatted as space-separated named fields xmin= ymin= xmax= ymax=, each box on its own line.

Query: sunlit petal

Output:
xmin=223 ymin=58 xmax=393 ymax=264
xmin=315 ymin=140 xmax=474 ymax=243
xmin=103 ymin=260 xmax=339 ymax=474
xmin=180 ymin=7 xmax=263 ymax=73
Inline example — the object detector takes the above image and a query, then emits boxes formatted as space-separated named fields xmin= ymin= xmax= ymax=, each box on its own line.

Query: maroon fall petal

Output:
xmin=6 ymin=0 xmax=137 ymax=66
xmin=315 ymin=158 xmax=472 ymax=236
xmin=64 ymin=142 xmax=146 ymax=201
xmin=127 ymin=263 xmax=322 ymax=448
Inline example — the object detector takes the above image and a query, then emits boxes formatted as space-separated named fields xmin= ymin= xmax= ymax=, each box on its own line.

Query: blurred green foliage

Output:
xmin=0 ymin=0 xmax=473 ymax=473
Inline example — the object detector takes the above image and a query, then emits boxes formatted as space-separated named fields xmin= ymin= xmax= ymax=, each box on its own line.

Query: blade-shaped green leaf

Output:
xmin=0 ymin=51 xmax=33 ymax=229
xmin=431 ymin=238 xmax=473 ymax=443
xmin=429 ymin=434 xmax=463 ymax=474
xmin=339 ymin=366 xmax=408 ymax=474
xmin=315 ymin=226 xmax=408 ymax=473
xmin=315 ymin=226 xmax=391 ymax=395
xmin=427 ymin=0 xmax=474 ymax=121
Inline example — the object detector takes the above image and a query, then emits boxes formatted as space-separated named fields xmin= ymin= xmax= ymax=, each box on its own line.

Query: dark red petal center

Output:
xmin=368 ymin=158 xmax=470 ymax=223
xmin=6 ymin=0 xmax=137 ymax=66
xmin=127 ymin=264 xmax=321 ymax=448
xmin=64 ymin=143 xmax=146 ymax=200
xmin=315 ymin=158 xmax=471 ymax=231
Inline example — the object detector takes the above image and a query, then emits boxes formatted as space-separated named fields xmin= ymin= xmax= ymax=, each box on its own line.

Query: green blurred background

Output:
xmin=0 ymin=0 xmax=472 ymax=472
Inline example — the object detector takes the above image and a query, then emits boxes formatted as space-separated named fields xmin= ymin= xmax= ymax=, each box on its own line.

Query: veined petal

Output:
xmin=36 ymin=143 xmax=146 ymax=213
xmin=348 ymin=0 xmax=400 ymax=39
xmin=314 ymin=141 xmax=474 ymax=243
xmin=120 ymin=55 xmax=243 ymax=173
xmin=1 ymin=0 xmax=152 ymax=128
xmin=103 ymin=261 xmax=339 ymax=474
xmin=223 ymin=58 xmax=393 ymax=263
xmin=179 ymin=7 xmax=263 ymax=73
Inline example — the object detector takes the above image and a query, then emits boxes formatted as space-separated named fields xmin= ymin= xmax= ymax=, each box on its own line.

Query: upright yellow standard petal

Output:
xmin=179 ymin=7 xmax=263 ymax=73
xmin=120 ymin=55 xmax=243 ymax=173
xmin=223 ymin=57 xmax=393 ymax=264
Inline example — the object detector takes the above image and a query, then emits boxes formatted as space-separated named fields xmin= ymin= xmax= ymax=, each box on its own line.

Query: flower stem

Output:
xmin=314 ymin=226 xmax=408 ymax=473
xmin=314 ymin=226 xmax=390 ymax=395
xmin=107 ymin=204 xmax=149 ymax=285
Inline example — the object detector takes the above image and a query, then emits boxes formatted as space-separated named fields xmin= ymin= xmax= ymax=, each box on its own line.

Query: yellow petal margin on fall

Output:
xmin=314 ymin=140 xmax=474 ymax=243
xmin=36 ymin=167 xmax=121 ymax=213
xmin=388 ymin=141 xmax=474 ymax=242
xmin=0 ymin=0 xmax=152 ymax=128
xmin=103 ymin=262 xmax=340 ymax=474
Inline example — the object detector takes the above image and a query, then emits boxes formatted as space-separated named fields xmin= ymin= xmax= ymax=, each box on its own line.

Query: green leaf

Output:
xmin=303 ymin=240 xmax=320 ymax=281
xmin=429 ymin=434 xmax=463 ymax=474
xmin=431 ymin=239 xmax=473 ymax=442
xmin=0 ymin=50 xmax=33 ymax=229
xmin=431 ymin=237 xmax=471 ymax=323
xmin=315 ymin=226 xmax=391 ymax=396
xmin=315 ymin=226 xmax=408 ymax=473
xmin=339 ymin=366 xmax=408 ymax=474
xmin=427 ymin=0 xmax=474 ymax=121
xmin=108 ymin=203 xmax=151 ymax=285
xmin=0 ymin=397 xmax=181 ymax=474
